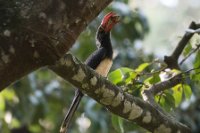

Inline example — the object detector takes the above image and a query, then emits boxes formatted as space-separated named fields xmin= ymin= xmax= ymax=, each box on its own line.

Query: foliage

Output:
xmin=1 ymin=0 xmax=200 ymax=133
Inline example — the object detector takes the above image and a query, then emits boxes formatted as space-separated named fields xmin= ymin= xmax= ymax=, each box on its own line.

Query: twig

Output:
xmin=142 ymin=22 xmax=200 ymax=112
xmin=142 ymin=22 xmax=200 ymax=110
xmin=142 ymin=65 xmax=200 ymax=110
xmin=164 ymin=22 xmax=199 ymax=69
xmin=139 ymin=67 xmax=166 ymax=76
xmin=179 ymin=44 xmax=200 ymax=65
xmin=184 ymin=66 xmax=200 ymax=73
xmin=185 ymin=28 xmax=200 ymax=34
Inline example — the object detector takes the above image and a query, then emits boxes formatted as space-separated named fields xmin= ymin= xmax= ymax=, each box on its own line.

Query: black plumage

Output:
xmin=86 ymin=27 xmax=113 ymax=69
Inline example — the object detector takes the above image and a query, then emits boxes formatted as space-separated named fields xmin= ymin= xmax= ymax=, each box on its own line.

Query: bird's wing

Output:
xmin=85 ymin=47 xmax=107 ymax=69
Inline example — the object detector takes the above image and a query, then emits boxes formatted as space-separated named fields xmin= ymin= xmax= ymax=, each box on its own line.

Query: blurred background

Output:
xmin=1 ymin=0 xmax=200 ymax=133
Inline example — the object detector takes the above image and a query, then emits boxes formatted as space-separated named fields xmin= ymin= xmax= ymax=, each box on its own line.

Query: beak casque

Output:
xmin=101 ymin=12 xmax=120 ymax=32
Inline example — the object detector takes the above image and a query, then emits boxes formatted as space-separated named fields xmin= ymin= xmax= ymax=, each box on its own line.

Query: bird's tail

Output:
xmin=60 ymin=89 xmax=83 ymax=133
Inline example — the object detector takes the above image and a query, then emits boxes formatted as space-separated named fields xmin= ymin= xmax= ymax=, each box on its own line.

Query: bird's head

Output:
xmin=100 ymin=12 xmax=120 ymax=32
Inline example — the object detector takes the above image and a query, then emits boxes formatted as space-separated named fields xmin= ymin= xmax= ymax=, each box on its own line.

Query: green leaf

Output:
xmin=193 ymin=51 xmax=200 ymax=72
xmin=192 ymin=51 xmax=200 ymax=82
xmin=171 ymin=69 xmax=181 ymax=74
xmin=0 ymin=95 xmax=5 ymax=111
xmin=183 ymin=84 xmax=192 ymax=100
xmin=135 ymin=63 xmax=150 ymax=73
xmin=120 ymin=67 xmax=133 ymax=74
xmin=120 ymin=67 xmax=137 ymax=84
xmin=108 ymin=69 xmax=123 ymax=84
xmin=155 ymin=92 xmax=175 ymax=111
xmin=10 ymin=118 xmax=21 ymax=128
xmin=111 ymin=114 xmax=124 ymax=133
xmin=1 ymin=89 xmax=15 ymax=100
xmin=149 ymin=73 xmax=161 ymax=84
xmin=172 ymin=84 xmax=183 ymax=107
xmin=190 ymin=73 xmax=200 ymax=81
xmin=144 ymin=73 xmax=160 ymax=85
xmin=164 ymin=92 xmax=175 ymax=110
xmin=183 ymin=43 xmax=192 ymax=56
xmin=108 ymin=67 xmax=135 ymax=85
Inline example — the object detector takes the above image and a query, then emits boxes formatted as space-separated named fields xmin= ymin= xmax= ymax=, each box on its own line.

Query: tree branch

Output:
xmin=0 ymin=0 xmax=112 ymax=90
xmin=142 ymin=22 xmax=200 ymax=114
xmin=164 ymin=22 xmax=199 ymax=69
xmin=142 ymin=73 xmax=182 ymax=107
xmin=49 ymin=53 xmax=191 ymax=133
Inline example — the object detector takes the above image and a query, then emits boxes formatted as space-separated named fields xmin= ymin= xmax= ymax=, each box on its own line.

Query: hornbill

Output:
xmin=60 ymin=12 xmax=120 ymax=133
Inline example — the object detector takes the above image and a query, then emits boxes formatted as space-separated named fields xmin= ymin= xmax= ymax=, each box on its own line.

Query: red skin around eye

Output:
xmin=101 ymin=12 xmax=119 ymax=32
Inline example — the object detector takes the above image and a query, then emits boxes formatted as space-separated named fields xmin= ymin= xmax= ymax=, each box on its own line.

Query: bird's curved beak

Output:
xmin=101 ymin=13 xmax=120 ymax=32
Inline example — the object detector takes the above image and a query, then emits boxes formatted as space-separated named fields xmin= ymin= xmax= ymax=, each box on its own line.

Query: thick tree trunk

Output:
xmin=0 ymin=0 xmax=112 ymax=90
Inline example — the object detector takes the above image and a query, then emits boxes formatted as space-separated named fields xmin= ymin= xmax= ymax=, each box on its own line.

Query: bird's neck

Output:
xmin=96 ymin=27 xmax=113 ymax=58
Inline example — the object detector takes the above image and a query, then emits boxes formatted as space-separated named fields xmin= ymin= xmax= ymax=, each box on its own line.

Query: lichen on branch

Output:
xmin=50 ymin=53 xmax=191 ymax=133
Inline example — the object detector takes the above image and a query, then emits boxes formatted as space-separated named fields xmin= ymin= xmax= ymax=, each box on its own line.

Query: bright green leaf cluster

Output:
xmin=108 ymin=63 xmax=150 ymax=95
xmin=109 ymin=63 xmax=193 ymax=112
xmin=155 ymin=92 xmax=175 ymax=111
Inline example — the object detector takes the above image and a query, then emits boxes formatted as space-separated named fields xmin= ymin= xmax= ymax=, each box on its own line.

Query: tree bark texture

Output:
xmin=50 ymin=54 xmax=191 ymax=133
xmin=0 ymin=0 xmax=112 ymax=90
xmin=0 ymin=1 xmax=193 ymax=132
